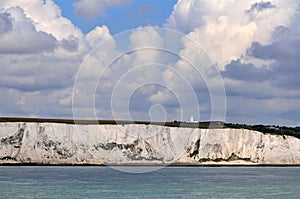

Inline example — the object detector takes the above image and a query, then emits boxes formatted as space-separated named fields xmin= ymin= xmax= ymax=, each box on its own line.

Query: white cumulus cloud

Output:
xmin=0 ymin=0 xmax=115 ymax=119
xmin=1 ymin=0 xmax=300 ymax=125
xmin=166 ymin=0 xmax=299 ymax=69
xmin=0 ymin=7 xmax=57 ymax=54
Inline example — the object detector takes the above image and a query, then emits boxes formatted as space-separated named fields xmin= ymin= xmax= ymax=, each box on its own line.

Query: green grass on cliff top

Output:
xmin=0 ymin=117 xmax=300 ymax=139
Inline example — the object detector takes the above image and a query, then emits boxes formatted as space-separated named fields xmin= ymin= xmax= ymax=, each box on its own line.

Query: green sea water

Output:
xmin=0 ymin=166 xmax=299 ymax=198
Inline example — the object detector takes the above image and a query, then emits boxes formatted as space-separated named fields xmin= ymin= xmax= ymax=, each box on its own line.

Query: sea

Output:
xmin=0 ymin=166 xmax=299 ymax=199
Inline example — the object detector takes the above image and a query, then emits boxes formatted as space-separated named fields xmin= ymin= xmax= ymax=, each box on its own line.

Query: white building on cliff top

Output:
xmin=187 ymin=115 xmax=198 ymax=123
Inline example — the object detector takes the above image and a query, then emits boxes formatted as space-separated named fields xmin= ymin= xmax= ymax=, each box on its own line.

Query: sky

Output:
xmin=54 ymin=0 xmax=177 ymax=34
xmin=0 ymin=0 xmax=300 ymax=126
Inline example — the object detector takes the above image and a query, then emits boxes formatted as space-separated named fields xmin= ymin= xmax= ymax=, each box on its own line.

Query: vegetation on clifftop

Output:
xmin=224 ymin=123 xmax=300 ymax=139
xmin=0 ymin=117 xmax=300 ymax=139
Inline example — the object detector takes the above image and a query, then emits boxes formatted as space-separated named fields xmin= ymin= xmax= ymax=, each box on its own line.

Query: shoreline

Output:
xmin=1 ymin=163 xmax=300 ymax=167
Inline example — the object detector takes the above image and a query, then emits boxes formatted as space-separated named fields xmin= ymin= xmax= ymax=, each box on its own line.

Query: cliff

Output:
xmin=0 ymin=122 xmax=300 ymax=165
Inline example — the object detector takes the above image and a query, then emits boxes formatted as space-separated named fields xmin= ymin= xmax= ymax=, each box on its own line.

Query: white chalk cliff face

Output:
xmin=0 ymin=122 xmax=300 ymax=165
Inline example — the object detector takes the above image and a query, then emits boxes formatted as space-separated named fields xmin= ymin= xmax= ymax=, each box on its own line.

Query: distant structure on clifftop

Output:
xmin=187 ymin=115 xmax=198 ymax=123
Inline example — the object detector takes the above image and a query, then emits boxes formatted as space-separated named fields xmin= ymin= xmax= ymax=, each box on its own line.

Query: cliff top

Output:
xmin=0 ymin=117 xmax=300 ymax=139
